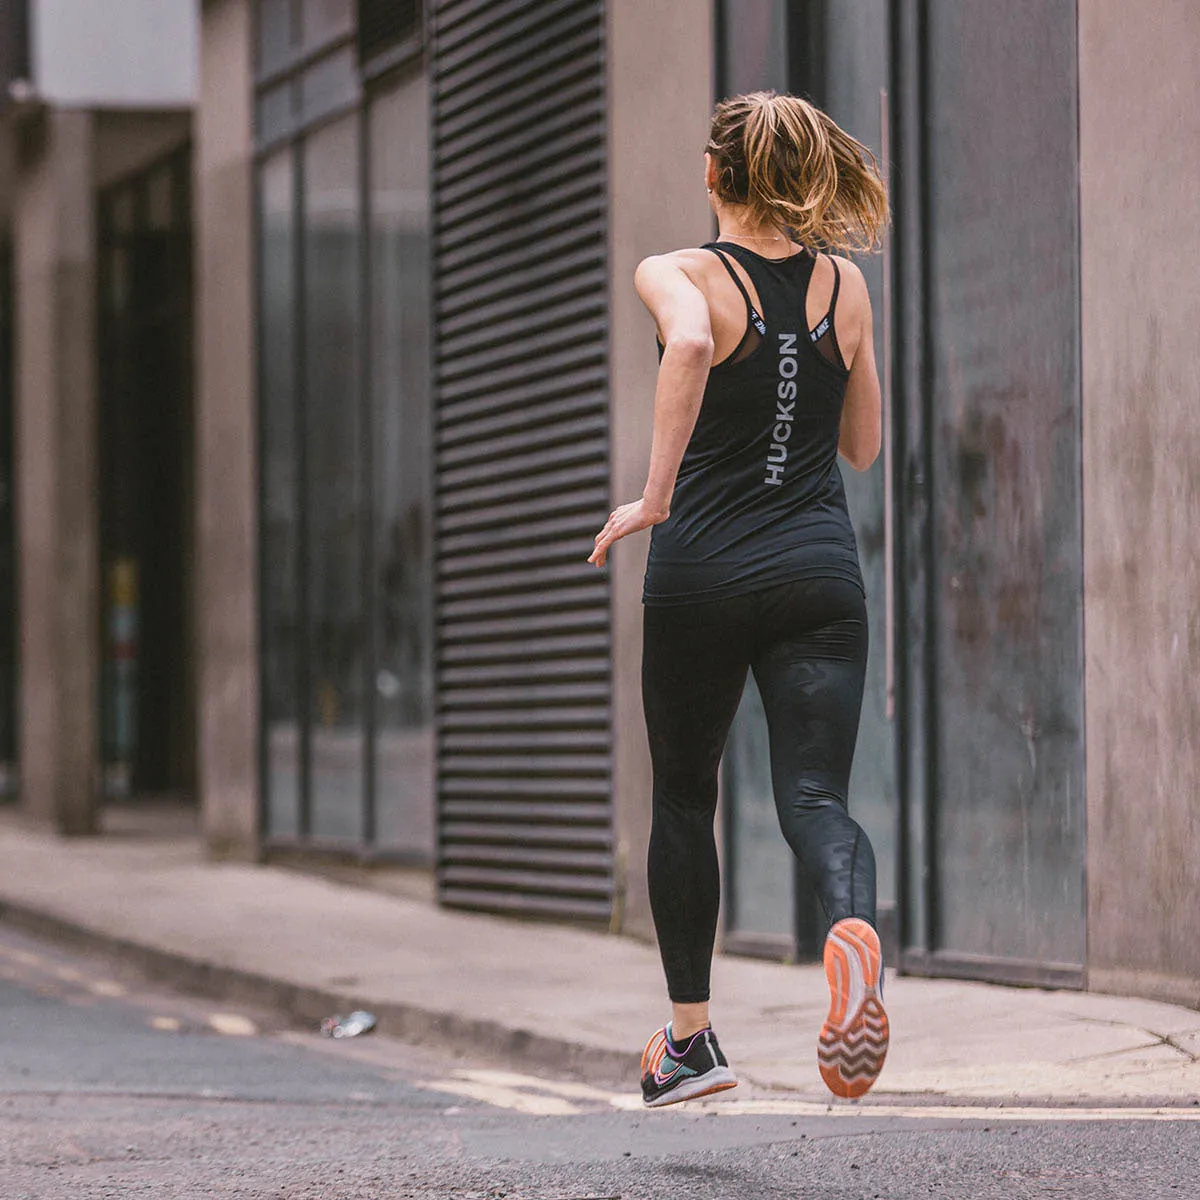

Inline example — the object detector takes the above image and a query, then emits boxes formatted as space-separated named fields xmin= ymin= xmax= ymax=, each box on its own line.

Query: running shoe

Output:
xmin=817 ymin=917 xmax=890 ymax=1099
xmin=641 ymin=1024 xmax=738 ymax=1107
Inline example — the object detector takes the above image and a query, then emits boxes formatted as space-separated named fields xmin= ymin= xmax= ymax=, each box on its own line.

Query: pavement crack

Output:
xmin=1162 ymin=1035 xmax=1200 ymax=1064
xmin=1061 ymin=1029 xmax=1199 ymax=1065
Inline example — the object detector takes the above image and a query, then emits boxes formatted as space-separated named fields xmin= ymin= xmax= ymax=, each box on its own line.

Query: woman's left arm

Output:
xmin=589 ymin=254 xmax=713 ymax=567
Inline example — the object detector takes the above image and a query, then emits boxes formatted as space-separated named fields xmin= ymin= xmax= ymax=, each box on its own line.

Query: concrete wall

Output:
xmin=607 ymin=0 xmax=713 ymax=938
xmin=31 ymin=0 xmax=197 ymax=108
xmin=194 ymin=0 xmax=259 ymax=858
xmin=13 ymin=108 xmax=98 ymax=833
xmin=1080 ymin=0 xmax=1200 ymax=1007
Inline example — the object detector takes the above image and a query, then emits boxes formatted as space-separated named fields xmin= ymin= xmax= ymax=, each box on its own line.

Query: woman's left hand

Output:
xmin=588 ymin=499 xmax=669 ymax=567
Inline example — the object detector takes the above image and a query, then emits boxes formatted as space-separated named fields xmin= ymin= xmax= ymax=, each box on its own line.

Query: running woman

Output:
xmin=589 ymin=91 xmax=890 ymax=1106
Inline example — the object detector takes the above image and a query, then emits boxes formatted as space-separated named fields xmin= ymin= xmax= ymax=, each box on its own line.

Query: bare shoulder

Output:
xmin=636 ymin=247 xmax=716 ymax=282
xmin=827 ymin=254 xmax=872 ymax=324
xmin=634 ymin=248 xmax=721 ymax=307
xmin=830 ymin=254 xmax=869 ymax=294
xmin=830 ymin=254 xmax=868 ymax=302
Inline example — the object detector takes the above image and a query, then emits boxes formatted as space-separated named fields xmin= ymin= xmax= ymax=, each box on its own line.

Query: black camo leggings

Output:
xmin=643 ymin=577 xmax=877 ymax=1004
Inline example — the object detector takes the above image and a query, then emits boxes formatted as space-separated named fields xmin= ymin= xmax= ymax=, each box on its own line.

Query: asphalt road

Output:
xmin=0 ymin=924 xmax=1196 ymax=1200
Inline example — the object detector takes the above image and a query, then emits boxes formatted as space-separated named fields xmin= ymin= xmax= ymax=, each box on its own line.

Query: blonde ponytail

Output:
xmin=707 ymin=91 xmax=888 ymax=254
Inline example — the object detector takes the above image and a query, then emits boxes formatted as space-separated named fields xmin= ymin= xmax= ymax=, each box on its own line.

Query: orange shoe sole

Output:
xmin=818 ymin=918 xmax=889 ymax=1099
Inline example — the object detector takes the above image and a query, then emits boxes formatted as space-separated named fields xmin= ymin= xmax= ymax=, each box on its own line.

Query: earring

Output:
xmin=706 ymin=187 xmax=713 ymax=194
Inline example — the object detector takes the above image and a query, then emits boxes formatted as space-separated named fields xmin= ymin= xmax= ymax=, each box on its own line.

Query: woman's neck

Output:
xmin=716 ymin=208 xmax=787 ymax=245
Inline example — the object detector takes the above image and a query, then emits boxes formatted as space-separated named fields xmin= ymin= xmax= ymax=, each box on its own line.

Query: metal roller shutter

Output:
xmin=430 ymin=0 xmax=612 ymax=923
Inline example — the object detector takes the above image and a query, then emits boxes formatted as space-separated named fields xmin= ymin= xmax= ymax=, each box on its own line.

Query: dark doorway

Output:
xmin=97 ymin=147 xmax=195 ymax=803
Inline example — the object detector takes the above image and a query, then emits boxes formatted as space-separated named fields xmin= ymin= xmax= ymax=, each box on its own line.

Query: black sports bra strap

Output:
xmin=810 ymin=256 xmax=840 ymax=333
xmin=704 ymin=246 xmax=767 ymax=336
xmin=809 ymin=256 xmax=846 ymax=370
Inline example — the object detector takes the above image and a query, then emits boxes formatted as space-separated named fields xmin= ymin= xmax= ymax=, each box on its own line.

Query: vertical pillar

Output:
xmin=606 ymin=1 xmax=713 ymax=937
xmin=195 ymin=0 xmax=259 ymax=859
xmin=14 ymin=108 xmax=99 ymax=833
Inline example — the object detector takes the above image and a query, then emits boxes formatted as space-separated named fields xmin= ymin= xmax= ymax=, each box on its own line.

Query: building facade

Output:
xmin=0 ymin=0 xmax=197 ymax=828
xmin=2 ymin=0 xmax=1198 ymax=1009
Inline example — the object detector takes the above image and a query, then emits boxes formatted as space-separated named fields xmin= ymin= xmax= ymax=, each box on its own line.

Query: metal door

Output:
xmin=896 ymin=0 xmax=1085 ymax=984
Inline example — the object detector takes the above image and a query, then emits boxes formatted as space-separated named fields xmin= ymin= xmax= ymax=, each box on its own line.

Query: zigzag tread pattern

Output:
xmin=819 ymin=999 xmax=889 ymax=1097
xmin=818 ymin=919 xmax=889 ymax=1099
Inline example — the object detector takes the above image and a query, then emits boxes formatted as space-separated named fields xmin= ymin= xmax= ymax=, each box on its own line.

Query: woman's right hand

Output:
xmin=588 ymin=498 xmax=669 ymax=568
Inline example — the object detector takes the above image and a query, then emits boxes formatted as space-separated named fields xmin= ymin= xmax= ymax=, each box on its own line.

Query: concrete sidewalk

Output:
xmin=1 ymin=818 xmax=1197 ymax=1106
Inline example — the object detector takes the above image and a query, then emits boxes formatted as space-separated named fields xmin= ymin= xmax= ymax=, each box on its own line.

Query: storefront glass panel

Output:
xmin=369 ymin=75 xmax=435 ymax=858
xmin=258 ymin=0 xmax=295 ymax=73
xmin=260 ymin=147 xmax=301 ymax=837
xmin=255 ymin=2 xmax=435 ymax=855
xmin=302 ymin=113 xmax=365 ymax=842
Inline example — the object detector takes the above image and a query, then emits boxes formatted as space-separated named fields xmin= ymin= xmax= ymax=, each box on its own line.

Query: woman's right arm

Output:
xmin=588 ymin=254 xmax=713 ymax=568
xmin=631 ymin=254 xmax=715 ymax=517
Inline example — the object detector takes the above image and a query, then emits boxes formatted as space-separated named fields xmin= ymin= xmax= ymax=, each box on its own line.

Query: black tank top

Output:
xmin=642 ymin=241 xmax=863 ymax=605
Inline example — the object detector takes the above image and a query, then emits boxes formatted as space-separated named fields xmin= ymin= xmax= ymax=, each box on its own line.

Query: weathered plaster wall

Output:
xmin=1080 ymin=0 xmax=1200 ymax=1006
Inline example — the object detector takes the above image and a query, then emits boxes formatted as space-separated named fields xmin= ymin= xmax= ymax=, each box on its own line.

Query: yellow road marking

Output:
xmin=208 ymin=1013 xmax=258 ymax=1037
xmin=422 ymin=1078 xmax=580 ymax=1116
xmin=415 ymin=1076 xmax=1200 ymax=1123
xmin=87 ymin=980 xmax=126 ymax=997
xmin=0 ymin=948 xmax=43 ymax=967
xmin=455 ymin=1068 xmax=620 ymax=1103
xmin=620 ymin=1097 xmax=1200 ymax=1122
xmin=150 ymin=1016 xmax=183 ymax=1032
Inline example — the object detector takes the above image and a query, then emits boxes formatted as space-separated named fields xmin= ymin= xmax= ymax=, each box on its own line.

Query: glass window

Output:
xmin=258 ymin=0 xmax=296 ymax=74
xmin=303 ymin=114 xmax=364 ymax=842
xmin=257 ymin=83 xmax=295 ymax=145
xmin=300 ymin=46 xmax=358 ymax=125
xmin=256 ymin=42 xmax=435 ymax=857
xmin=368 ymin=73 xmax=434 ymax=858
xmin=302 ymin=0 xmax=354 ymax=49
xmin=260 ymin=149 xmax=302 ymax=838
